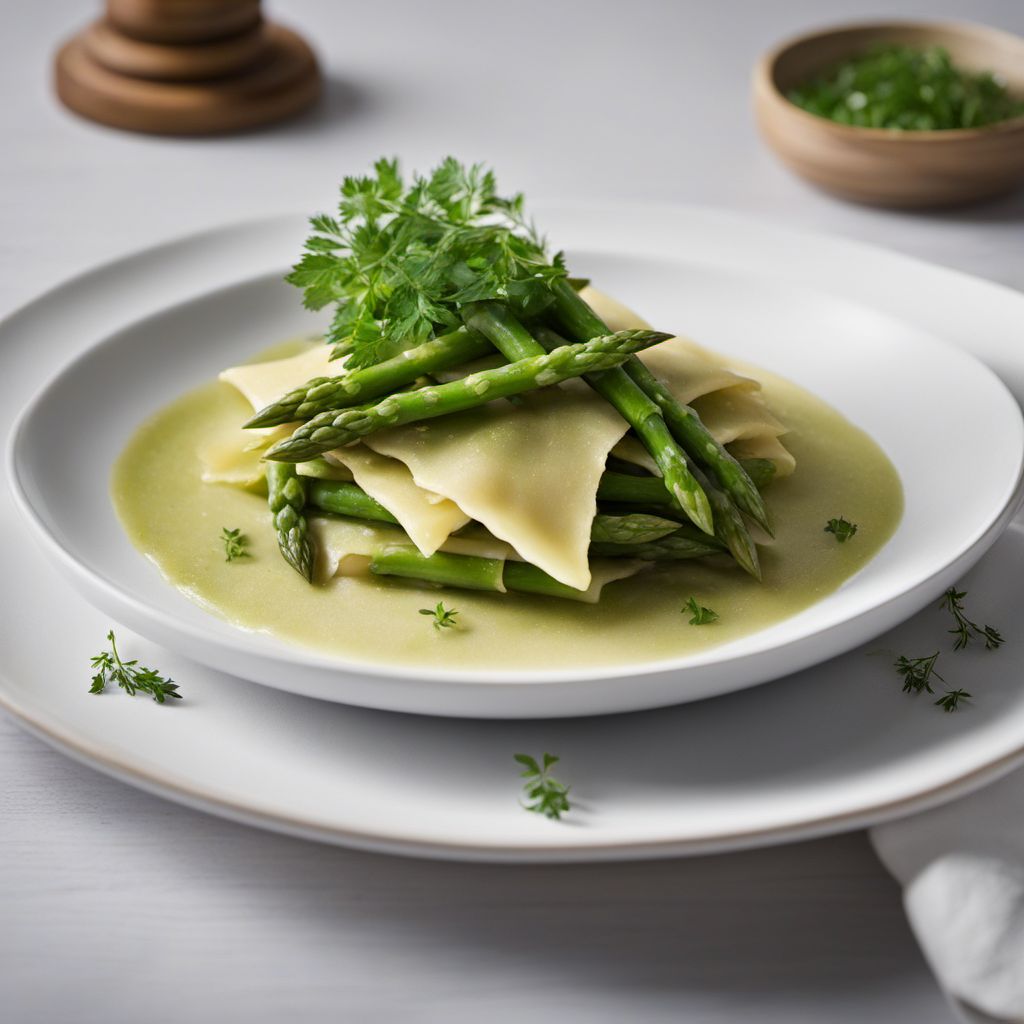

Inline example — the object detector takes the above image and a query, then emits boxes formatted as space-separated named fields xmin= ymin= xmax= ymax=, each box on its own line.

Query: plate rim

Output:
xmin=4 ymin=203 xmax=1024 ymax=859
xmin=5 ymin=212 xmax=1024 ymax=696
xmin=5 ymin=674 xmax=1024 ymax=862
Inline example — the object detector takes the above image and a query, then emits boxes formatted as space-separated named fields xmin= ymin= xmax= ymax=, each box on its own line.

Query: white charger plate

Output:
xmin=2 ymin=206 xmax=1024 ymax=860
xmin=6 ymin=210 xmax=1024 ymax=717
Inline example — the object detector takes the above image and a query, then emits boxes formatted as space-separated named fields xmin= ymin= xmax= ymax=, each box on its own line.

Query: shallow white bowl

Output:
xmin=7 ymin=212 xmax=1024 ymax=718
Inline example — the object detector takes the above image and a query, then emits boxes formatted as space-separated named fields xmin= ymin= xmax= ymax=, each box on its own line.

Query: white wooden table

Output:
xmin=3 ymin=2 xmax=1022 ymax=1020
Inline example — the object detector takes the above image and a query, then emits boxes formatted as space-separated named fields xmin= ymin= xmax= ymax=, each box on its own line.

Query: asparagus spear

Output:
xmin=591 ymin=534 xmax=725 ymax=560
xmin=689 ymin=462 xmax=761 ymax=581
xmin=623 ymin=360 xmax=771 ymax=533
xmin=548 ymin=279 xmax=772 ymax=533
xmin=369 ymin=547 xmax=628 ymax=601
xmin=464 ymin=302 xmax=714 ymax=537
xmin=597 ymin=471 xmax=680 ymax=506
xmin=307 ymin=480 xmax=399 ymax=524
xmin=597 ymin=466 xmax=760 ymax=578
xmin=597 ymin=462 xmax=775 ymax=505
xmin=266 ymin=462 xmax=314 ymax=581
xmin=246 ymin=328 xmax=493 ymax=428
xmin=590 ymin=513 xmax=680 ymax=545
xmin=265 ymin=330 xmax=671 ymax=463
xmin=736 ymin=458 xmax=776 ymax=490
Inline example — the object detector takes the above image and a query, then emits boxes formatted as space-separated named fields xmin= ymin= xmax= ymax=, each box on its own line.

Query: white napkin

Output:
xmin=871 ymin=767 xmax=1024 ymax=1023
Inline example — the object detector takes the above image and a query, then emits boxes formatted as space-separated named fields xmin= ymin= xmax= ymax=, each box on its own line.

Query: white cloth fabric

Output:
xmin=871 ymin=768 xmax=1024 ymax=1023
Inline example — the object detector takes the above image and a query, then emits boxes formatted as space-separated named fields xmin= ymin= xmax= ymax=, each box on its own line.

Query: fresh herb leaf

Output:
xmin=89 ymin=631 xmax=181 ymax=704
xmin=683 ymin=596 xmax=719 ymax=626
xmin=895 ymin=652 xmax=943 ymax=694
xmin=515 ymin=752 xmax=571 ymax=820
xmin=939 ymin=587 xmax=1004 ymax=651
xmin=221 ymin=527 xmax=249 ymax=562
xmin=286 ymin=157 xmax=567 ymax=368
xmin=419 ymin=601 xmax=459 ymax=631
xmin=935 ymin=688 xmax=972 ymax=713
xmin=824 ymin=517 xmax=858 ymax=543
xmin=788 ymin=45 xmax=1024 ymax=130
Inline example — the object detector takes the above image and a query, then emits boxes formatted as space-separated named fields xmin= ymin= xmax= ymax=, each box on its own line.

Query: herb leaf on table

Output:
xmin=515 ymin=753 xmax=571 ymax=821
xmin=89 ymin=631 xmax=181 ymax=704
xmin=940 ymin=587 xmax=1004 ymax=651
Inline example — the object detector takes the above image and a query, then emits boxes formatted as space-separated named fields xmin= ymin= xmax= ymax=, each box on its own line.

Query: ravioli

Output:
xmin=324 ymin=447 xmax=470 ymax=557
xmin=364 ymin=385 xmax=629 ymax=589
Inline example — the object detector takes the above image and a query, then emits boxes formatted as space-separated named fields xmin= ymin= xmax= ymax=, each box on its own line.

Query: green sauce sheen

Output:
xmin=113 ymin=352 xmax=903 ymax=670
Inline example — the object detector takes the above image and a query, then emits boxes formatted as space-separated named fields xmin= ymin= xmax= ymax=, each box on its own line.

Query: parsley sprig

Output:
xmin=939 ymin=587 xmax=1004 ymax=651
xmin=825 ymin=517 xmax=858 ymax=543
xmin=514 ymin=752 xmax=571 ymax=820
xmin=286 ymin=157 xmax=567 ymax=367
xmin=420 ymin=601 xmax=459 ymax=632
xmin=89 ymin=631 xmax=181 ymax=704
xmin=221 ymin=527 xmax=249 ymax=562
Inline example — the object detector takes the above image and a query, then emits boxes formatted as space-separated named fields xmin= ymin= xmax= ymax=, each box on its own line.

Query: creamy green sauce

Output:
xmin=112 ymin=354 xmax=903 ymax=670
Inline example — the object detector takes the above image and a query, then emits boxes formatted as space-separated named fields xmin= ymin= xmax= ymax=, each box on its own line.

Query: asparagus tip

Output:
xmin=677 ymin=486 xmax=715 ymax=537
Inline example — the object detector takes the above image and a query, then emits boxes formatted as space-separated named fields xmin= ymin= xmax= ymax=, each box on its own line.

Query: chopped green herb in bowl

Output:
xmin=788 ymin=45 xmax=1024 ymax=131
xmin=755 ymin=22 xmax=1024 ymax=206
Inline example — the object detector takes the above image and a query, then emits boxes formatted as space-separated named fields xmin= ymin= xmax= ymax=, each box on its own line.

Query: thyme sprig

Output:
xmin=89 ymin=631 xmax=181 ymax=704
xmin=895 ymin=652 xmax=943 ymax=694
xmin=420 ymin=601 xmax=459 ymax=632
xmin=221 ymin=527 xmax=249 ymax=562
xmin=940 ymin=587 xmax=1004 ymax=651
xmin=935 ymin=689 xmax=972 ymax=713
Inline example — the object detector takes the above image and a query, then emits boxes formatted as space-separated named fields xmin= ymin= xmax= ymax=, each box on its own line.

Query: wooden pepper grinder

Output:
xmin=55 ymin=0 xmax=321 ymax=134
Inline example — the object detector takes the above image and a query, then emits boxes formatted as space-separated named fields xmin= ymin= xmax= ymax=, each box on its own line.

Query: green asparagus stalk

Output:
xmin=622 ymin=358 xmax=772 ymax=533
xmin=598 ymin=462 xmax=774 ymax=505
xmin=599 ymin=467 xmax=759 ymax=577
xmin=590 ymin=533 xmax=725 ymax=560
xmin=548 ymin=279 xmax=771 ymax=532
xmin=590 ymin=513 xmax=680 ymax=545
xmin=371 ymin=547 xmax=506 ymax=591
xmin=464 ymin=302 xmax=714 ymax=537
xmin=689 ymin=462 xmax=761 ymax=580
xmin=246 ymin=328 xmax=493 ymax=428
xmin=307 ymin=480 xmax=398 ymax=524
xmin=266 ymin=462 xmax=314 ymax=581
xmin=265 ymin=329 xmax=671 ymax=463
xmin=597 ymin=471 xmax=681 ymax=506
xmin=737 ymin=458 xmax=776 ymax=490
xmin=369 ymin=547 xmax=626 ymax=601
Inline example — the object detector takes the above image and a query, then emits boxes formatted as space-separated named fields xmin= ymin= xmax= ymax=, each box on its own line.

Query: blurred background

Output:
xmin=3 ymin=0 xmax=1022 ymax=318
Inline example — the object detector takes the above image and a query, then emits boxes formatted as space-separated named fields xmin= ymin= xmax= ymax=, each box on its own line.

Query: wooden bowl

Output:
xmin=753 ymin=21 xmax=1024 ymax=207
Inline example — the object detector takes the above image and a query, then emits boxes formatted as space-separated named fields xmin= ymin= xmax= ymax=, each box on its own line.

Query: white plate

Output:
xmin=6 ymin=211 xmax=1024 ymax=717
xmin=2 ymin=206 xmax=1024 ymax=861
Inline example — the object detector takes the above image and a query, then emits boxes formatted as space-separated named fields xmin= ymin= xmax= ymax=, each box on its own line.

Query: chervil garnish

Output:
xmin=514 ymin=752 xmax=571 ymax=821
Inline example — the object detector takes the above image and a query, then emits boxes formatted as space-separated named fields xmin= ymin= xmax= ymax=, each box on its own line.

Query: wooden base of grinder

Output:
xmin=54 ymin=1 xmax=321 ymax=135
